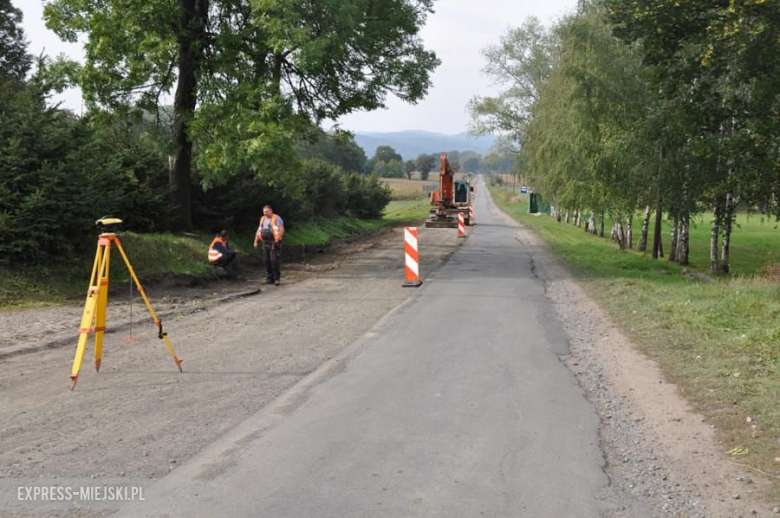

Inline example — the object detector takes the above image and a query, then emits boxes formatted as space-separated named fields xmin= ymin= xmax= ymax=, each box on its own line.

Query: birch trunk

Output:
xmin=599 ymin=211 xmax=605 ymax=237
xmin=720 ymin=193 xmax=734 ymax=274
xmin=709 ymin=201 xmax=721 ymax=271
xmin=669 ymin=217 xmax=678 ymax=263
xmin=638 ymin=205 xmax=651 ymax=252
xmin=626 ymin=215 xmax=633 ymax=249
xmin=676 ymin=213 xmax=689 ymax=266
xmin=652 ymin=198 xmax=663 ymax=259
xmin=652 ymin=146 xmax=666 ymax=259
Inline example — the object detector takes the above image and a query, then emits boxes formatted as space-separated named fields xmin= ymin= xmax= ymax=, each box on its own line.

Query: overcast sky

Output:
xmin=19 ymin=0 xmax=577 ymax=134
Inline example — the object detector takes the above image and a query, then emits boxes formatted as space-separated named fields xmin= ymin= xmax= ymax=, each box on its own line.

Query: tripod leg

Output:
xmin=71 ymin=244 xmax=106 ymax=390
xmin=93 ymin=243 xmax=111 ymax=372
xmin=113 ymin=238 xmax=183 ymax=372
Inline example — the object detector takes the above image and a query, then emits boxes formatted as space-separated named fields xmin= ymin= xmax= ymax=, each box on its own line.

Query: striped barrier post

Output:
xmin=458 ymin=212 xmax=467 ymax=238
xmin=468 ymin=205 xmax=475 ymax=226
xmin=403 ymin=227 xmax=423 ymax=287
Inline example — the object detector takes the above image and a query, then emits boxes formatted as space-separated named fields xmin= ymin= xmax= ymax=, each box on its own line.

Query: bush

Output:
xmin=0 ymin=84 xmax=173 ymax=264
xmin=191 ymin=170 xmax=301 ymax=233
xmin=343 ymin=173 xmax=392 ymax=219
xmin=193 ymin=162 xmax=391 ymax=231
xmin=299 ymin=160 xmax=347 ymax=218
xmin=0 ymin=85 xmax=87 ymax=261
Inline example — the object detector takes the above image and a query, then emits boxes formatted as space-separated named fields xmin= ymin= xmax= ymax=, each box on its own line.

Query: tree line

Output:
xmin=365 ymin=146 xmax=515 ymax=179
xmin=470 ymin=1 xmax=779 ymax=273
xmin=1 ymin=0 xmax=440 ymax=263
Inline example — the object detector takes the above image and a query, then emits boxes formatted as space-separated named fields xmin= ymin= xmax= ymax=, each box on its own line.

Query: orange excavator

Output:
xmin=425 ymin=153 xmax=472 ymax=228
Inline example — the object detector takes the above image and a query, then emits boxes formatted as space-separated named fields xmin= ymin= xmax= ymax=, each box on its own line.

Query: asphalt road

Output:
xmin=117 ymin=179 xmax=611 ymax=517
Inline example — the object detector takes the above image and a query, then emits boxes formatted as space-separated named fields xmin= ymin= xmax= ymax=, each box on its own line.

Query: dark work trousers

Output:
xmin=213 ymin=252 xmax=236 ymax=269
xmin=262 ymin=241 xmax=281 ymax=282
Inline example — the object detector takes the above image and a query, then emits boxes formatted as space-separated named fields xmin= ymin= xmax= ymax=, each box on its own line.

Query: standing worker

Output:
xmin=254 ymin=205 xmax=285 ymax=285
xmin=208 ymin=230 xmax=238 ymax=276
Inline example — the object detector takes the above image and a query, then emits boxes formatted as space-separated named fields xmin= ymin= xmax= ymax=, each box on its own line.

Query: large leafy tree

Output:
xmin=404 ymin=159 xmax=416 ymax=180
xmin=371 ymin=145 xmax=403 ymax=164
xmin=44 ymin=0 xmax=440 ymax=230
xmin=296 ymin=128 xmax=367 ymax=174
xmin=367 ymin=144 xmax=403 ymax=175
xmin=415 ymin=153 xmax=435 ymax=181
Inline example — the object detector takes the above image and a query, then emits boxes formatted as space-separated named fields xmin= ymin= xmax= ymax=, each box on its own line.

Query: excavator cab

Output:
xmin=454 ymin=181 xmax=469 ymax=204
xmin=425 ymin=153 xmax=472 ymax=228
xmin=455 ymin=181 xmax=469 ymax=203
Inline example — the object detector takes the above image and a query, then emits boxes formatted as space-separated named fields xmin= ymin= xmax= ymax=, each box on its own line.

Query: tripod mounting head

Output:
xmin=96 ymin=217 xmax=123 ymax=234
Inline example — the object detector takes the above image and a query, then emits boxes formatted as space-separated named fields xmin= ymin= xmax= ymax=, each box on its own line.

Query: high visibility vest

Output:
xmin=257 ymin=214 xmax=281 ymax=243
xmin=208 ymin=237 xmax=226 ymax=263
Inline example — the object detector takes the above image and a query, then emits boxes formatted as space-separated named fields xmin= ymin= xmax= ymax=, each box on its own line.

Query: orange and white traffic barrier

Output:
xmin=468 ymin=205 xmax=475 ymax=226
xmin=403 ymin=227 xmax=423 ymax=287
xmin=458 ymin=212 xmax=467 ymax=238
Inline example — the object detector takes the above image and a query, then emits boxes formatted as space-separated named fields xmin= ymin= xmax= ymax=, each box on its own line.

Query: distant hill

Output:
xmin=354 ymin=130 xmax=496 ymax=160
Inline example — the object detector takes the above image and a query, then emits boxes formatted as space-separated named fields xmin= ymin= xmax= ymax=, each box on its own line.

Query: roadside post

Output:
xmin=403 ymin=227 xmax=423 ymax=287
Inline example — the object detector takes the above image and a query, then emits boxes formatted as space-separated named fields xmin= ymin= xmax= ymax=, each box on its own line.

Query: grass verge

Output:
xmin=0 ymin=200 xmax=431 ymax=309
xmin=490 ymin=183 xmax=780 ymax=494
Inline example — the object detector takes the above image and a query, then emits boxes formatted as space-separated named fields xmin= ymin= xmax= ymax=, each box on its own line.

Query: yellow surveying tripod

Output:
xmin=70 ymin=217 xmax=183 ymax=390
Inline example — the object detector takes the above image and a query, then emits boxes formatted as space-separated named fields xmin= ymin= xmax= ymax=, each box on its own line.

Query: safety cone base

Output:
xmin=402 ymin=280 xmax=423 ymax=288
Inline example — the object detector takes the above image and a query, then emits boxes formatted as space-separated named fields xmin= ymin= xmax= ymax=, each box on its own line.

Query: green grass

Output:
xmin=499 ymin=184 xmax=779 ymax=276
xmin=381 ymin=198 xmax=432 ymax=223
xmin=283 ymin=217 xmax=385 ymax=247
xmin=0 ymin=264 xmax=80 ymax=308
xmin=0 ymin=200 xmax=432 ymax=309
xmin=0 ymin=233 xmax=212 ymax=309
xmin=491 ymin=184 xmax=780 ymax=492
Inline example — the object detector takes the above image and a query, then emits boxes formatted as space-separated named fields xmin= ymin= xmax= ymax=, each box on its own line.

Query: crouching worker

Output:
xmin=208 ymin=230 xmax=237 ymax=276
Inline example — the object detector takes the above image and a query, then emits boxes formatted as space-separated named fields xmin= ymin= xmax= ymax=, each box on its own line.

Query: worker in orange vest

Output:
xmin=208 ymin=230 xmax=237 ymax=274
xmin=254 ymin=205 xmax=285 ymax=285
